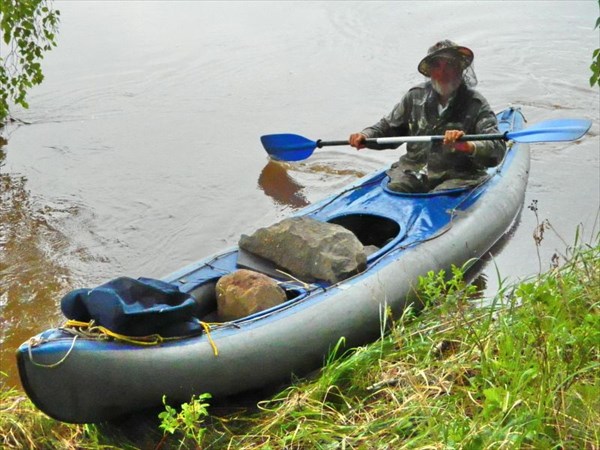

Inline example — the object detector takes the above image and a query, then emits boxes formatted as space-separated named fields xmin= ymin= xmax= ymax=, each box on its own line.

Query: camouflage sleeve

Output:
xmin=359 ymin=93 xmax=411 ymax=149
xmin=471 ymin=97 xmax=506 ymax=167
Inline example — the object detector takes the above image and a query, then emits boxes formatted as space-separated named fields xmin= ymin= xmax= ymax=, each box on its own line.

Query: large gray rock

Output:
xmin=239 ymin=217 xmax=367 ymax=283
xmin=216 ymin=269 xmax=286 ymax=321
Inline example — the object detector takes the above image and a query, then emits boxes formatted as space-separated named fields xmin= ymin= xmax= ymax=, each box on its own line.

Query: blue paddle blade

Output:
xmin=507 ymin=118 xmax=592 ymax=143
xmin=260 ymin=134 xmax=318 ymax=161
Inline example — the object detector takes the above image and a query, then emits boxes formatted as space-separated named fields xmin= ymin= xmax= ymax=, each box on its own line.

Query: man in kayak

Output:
xmin=348 ymin=40 xmax=505 ymax=193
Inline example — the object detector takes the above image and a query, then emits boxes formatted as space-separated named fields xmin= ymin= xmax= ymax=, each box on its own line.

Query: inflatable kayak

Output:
xmin=17 ymin=107 xmax=530 ymax=423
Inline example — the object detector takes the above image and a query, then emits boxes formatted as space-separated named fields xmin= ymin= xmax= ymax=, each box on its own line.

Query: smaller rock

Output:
xmin=216 ymin=269 xmax=287 ymax=321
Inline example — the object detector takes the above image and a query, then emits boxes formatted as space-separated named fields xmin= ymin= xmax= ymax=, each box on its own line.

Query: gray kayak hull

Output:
xmin=17 ymin=108 xmax=530 ymax=423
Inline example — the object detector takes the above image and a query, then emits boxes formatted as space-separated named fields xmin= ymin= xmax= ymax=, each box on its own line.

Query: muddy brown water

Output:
xmin=1 ymin=1 xmax=598 ymax=401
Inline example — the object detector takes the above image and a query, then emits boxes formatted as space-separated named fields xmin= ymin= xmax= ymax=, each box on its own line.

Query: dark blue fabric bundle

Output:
xmin=61 ymin=277 xmax=201 ymax=337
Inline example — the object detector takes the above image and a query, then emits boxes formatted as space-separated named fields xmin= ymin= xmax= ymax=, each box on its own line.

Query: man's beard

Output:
xmin=431 ymin=77 xmax=461 ymax=98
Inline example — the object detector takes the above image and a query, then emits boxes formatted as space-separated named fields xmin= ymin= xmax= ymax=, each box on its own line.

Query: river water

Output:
xmin=1 ymin=1 xmax=598 ymax=393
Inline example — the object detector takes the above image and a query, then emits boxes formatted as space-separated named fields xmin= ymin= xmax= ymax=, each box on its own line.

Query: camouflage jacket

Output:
xmin=360 ymin=82 xmax=505 ymax=183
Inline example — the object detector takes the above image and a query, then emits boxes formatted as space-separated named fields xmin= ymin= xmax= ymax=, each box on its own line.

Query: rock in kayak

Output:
xmin=216 ymin=269 xmax=287 ymax=321
xmin=239 ymin=216 xmax=367 ymax=284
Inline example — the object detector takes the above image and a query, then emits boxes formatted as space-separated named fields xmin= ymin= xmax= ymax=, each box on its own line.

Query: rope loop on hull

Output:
xmin=27 ymin=319 xmax=219 ymax=368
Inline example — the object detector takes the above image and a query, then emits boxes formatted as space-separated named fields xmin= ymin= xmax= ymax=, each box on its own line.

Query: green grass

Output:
xmin=208 ymin=241 xmax=600 ymax=449
xmin=2 ymin=240 xmax=598 ymax=449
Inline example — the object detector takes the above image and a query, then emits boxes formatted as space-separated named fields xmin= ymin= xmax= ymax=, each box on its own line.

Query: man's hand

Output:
xmin=349 ymin=133 xmax=367 ymax=149
xmin=443 ymin=130 xmax=475 ymax=154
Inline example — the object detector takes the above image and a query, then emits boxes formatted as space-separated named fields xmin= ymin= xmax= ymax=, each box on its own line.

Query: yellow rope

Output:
xmin=63 ymin=320 xmax=165 ymax=345
xmin=200 ymin=322 xmax=219 ymax=356
xmin=60 ymin=319 xmax=219 ymax=356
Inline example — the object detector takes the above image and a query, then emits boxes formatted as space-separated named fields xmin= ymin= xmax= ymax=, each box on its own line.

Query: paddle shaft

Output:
xmin=261 ymin=117 xmax=591 ymax=161
xmin=316 ymin=133 xmax=507 ymax=148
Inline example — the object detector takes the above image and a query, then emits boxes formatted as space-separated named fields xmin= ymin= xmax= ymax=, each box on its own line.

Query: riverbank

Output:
xmin=1 ymin=237 xmax=598 ymax=449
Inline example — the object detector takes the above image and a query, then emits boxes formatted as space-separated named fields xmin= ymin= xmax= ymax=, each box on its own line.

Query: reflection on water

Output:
xmin=258 ymin=159 xmax=369 ymax=209
xmin=0 ymin=144 xmax=71 ymax=387
xmin=258 ymin=160 xmax=308 ymax=208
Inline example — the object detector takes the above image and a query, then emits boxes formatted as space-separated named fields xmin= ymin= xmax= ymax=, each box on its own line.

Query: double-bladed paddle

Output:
xmin=260 ymin=118 xmax=592 ymax=162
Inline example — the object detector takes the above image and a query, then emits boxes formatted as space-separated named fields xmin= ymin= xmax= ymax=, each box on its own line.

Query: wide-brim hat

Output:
xmin=418 ymin=40 xmax=474 ymax=77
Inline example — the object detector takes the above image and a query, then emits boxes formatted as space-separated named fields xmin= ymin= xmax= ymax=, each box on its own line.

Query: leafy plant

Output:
xmin=591 ymin=0 xmax=600 ymax=87
xmin=158 ymin=393 xmax=212 ymax=449
xmin=416 ymin=261 xmax=478 ymax=309
xmin=0 ymin=0 xmax=60 ymax=124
